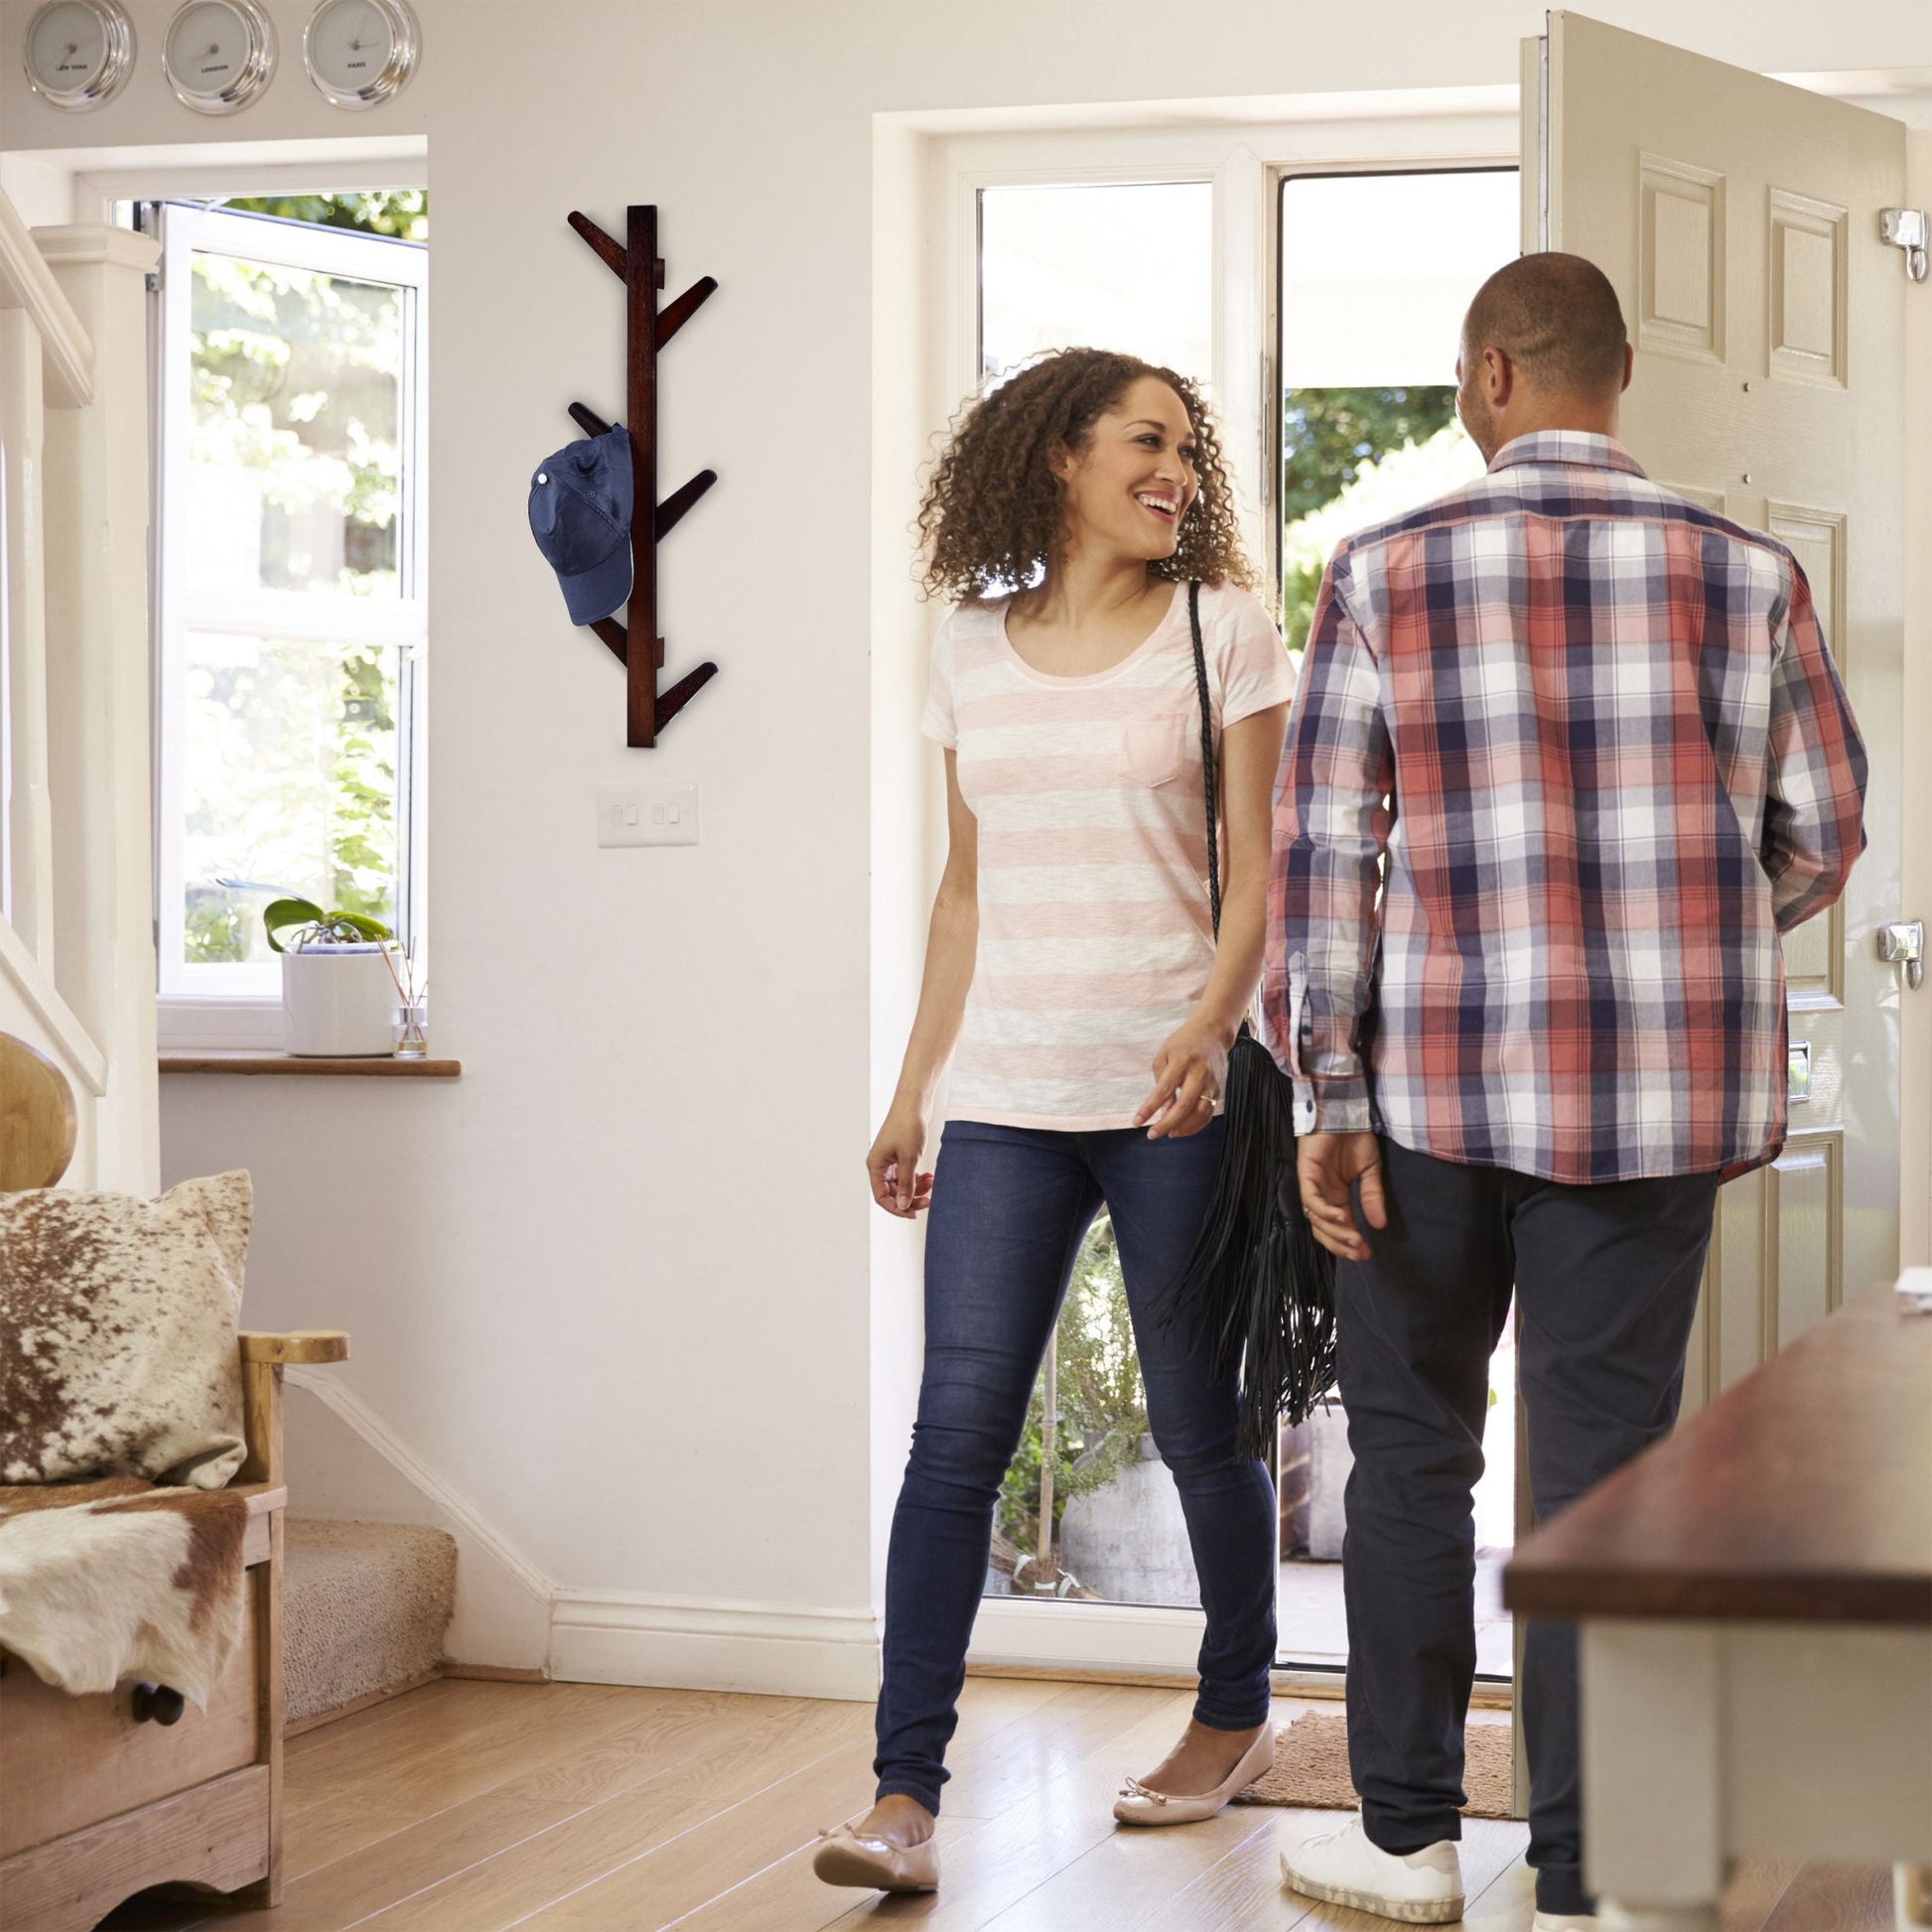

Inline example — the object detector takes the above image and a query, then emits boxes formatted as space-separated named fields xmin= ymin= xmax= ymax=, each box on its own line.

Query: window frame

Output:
xmin=148 ymin=199 xmax=429 ymax=1048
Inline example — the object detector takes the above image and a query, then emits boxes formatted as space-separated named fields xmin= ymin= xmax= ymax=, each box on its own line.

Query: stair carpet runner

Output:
xmin=283 ymin=1519 xmax=457 ymax=1727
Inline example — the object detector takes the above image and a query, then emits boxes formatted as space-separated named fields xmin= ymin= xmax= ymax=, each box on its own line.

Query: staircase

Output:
xmin=283 ymin=1519 xmax=458 ymax=1730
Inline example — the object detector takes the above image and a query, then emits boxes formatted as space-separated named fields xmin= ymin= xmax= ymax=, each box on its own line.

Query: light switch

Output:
xmin=598 ymin=782 xmax=700 ymax=847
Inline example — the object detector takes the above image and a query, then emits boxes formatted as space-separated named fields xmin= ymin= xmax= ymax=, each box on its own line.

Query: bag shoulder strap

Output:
xmin=1186 ymin=581 xmax=1222 ymax=940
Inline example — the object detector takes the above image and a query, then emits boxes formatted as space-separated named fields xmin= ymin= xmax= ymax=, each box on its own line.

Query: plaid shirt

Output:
xmin=1265 ymin=431 xmax=1867 ymax=1185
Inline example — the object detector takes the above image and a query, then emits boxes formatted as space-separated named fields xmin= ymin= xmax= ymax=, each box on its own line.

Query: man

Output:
xmin=1268 ymin=252 xmax=1866 ymax=1930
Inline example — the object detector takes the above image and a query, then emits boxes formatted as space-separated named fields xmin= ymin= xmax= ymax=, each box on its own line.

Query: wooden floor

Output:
xmin=100 ymin=1677 xmax=1895 ymax=1932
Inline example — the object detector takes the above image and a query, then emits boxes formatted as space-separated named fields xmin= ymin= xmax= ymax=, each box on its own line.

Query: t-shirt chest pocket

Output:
xmin=1117 ymin=707 xmax=1196 ymax=789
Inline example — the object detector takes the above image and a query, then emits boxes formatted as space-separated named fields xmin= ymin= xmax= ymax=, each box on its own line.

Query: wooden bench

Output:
xmin=1505 ymin=1279 xmax=1932 ymax=1931
xmin=0 ymin=1032 xmax=350 ymax=1930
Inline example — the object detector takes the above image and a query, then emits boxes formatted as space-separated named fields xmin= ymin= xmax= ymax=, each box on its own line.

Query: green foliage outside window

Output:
xmin=1280 ymin=386 xmax=1459 ymax=653
xmin=182 ymin=637 xmax=400 ymax=963
xmin=997 ymin=1214 xmax=1150 ymax=1566
xmin=1281 ymin=386 xmax=1458 ymax=524
xmin=218 ymin=190 xmax=427 ymax=240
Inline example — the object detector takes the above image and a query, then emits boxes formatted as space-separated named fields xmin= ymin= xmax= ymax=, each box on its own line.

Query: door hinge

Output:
xmin=1879 ymin=208 xmax=1928 ymax=284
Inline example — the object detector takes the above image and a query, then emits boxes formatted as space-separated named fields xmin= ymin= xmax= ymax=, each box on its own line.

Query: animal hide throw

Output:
xmin=0 ymin=1478 xmax=250 ymax=1709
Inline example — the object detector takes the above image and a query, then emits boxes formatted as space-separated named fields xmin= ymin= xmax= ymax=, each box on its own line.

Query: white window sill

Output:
xmin=158 ymin=996 xmax=287 ymax=1054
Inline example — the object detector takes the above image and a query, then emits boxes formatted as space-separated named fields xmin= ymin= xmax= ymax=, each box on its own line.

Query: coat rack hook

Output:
xmin=566 ymin=211 xmax=625 ymax=280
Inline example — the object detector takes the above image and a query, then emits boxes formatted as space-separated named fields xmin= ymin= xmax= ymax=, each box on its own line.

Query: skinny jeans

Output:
xmin=874 ymin=1116 xmax=1279 ymax=1814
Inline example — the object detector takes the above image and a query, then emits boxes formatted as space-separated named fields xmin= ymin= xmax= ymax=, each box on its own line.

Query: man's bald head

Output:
xmin=1455 ymin=252 xmax=1631 ymax=461
xmin=1461 ymin=252 xmax=1627 ymax=398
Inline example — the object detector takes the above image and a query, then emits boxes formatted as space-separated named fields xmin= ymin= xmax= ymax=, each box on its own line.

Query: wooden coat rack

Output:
xmin=566 ymin=205 xmax=719 ymax=747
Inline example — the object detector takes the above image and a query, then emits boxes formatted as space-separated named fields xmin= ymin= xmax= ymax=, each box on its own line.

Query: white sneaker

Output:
xmin=1279 ymin=1816 xmax=1463 ymax=1924
xmin=1532 ymin=1915 xmax=1598 ymax=1931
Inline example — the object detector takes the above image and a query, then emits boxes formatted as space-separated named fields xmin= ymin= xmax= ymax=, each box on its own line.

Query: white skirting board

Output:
xmin=549 ymin=1591 xmax=882 ymax=1701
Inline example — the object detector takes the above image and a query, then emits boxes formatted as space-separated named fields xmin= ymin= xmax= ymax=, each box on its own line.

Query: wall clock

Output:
xmin=22 ymin=0 xmax=135 ymax=111
xmin=162 ymin=0 xmax=276 ymax=115
xmin=304 ymin=0 xmax=418 ymax=109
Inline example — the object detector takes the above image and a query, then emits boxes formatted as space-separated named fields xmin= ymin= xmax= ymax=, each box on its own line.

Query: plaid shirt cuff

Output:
xmin=1292 ymin=1077 xmax=1375 ymax=1136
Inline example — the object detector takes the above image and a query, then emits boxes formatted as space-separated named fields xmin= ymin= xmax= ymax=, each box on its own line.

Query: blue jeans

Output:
xmin=874 ymin=1117 xmax=1278 ymax=1814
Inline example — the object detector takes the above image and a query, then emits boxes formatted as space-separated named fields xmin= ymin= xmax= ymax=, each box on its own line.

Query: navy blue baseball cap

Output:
xmin=528 ymin=422 xmax=633 ymax=625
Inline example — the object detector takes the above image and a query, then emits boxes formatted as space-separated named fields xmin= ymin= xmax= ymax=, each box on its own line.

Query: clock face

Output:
xmin=24 ymin=0 xmax=134 ymax=110
xmin=305 ymin=0 xmax=417 ymax=109
xmin=164 ymin=0 xmax=276 ymax=114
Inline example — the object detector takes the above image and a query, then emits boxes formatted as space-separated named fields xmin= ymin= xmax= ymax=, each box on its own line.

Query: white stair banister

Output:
xmin=0 ymin=189 xmax=158 ymax=1192
xmin=0 ymin=306 xmax=57 ymax=968
xmin=36 ymin=224 xmax=160 ymax=1194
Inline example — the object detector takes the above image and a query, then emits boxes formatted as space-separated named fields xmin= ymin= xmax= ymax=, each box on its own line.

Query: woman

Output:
xmin=814 ymin=348 xmax=1294 ymax=1895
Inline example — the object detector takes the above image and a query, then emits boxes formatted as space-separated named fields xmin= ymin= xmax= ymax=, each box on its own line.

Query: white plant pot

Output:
xmin=281 ymin=942 xmax=397 ymax=1056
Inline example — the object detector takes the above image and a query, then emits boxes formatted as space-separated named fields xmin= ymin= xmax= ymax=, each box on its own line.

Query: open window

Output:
xmin=147 ymin=197 xmax=428 ymax=1047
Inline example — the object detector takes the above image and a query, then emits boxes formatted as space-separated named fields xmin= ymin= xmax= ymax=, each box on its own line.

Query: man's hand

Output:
xmin=1297 ymin=1132 xmax=1387 ymax=1262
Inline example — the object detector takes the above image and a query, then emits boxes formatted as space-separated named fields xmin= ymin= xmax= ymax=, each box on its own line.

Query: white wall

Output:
xmin=5 ymin=0 xmax=1928 ymax=1688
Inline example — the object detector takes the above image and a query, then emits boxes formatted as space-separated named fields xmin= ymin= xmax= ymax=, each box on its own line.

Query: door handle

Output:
xmin=1878 ymin=921 xmax=1924 ymax=991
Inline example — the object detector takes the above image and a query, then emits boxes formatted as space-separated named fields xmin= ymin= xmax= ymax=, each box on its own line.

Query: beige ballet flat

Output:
xmin=1113 ymin=1723 xmax=1276 ymax=1826
xmin=811 ymin=1820 xmax=940 ymax=1892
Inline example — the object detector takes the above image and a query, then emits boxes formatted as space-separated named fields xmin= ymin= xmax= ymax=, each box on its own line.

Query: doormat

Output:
xmin=1234 ymin=1714 xmax=1515 ymax=1821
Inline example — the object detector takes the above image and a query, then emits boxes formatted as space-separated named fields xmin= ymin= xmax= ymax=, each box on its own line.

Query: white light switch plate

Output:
xmin=598 ymin=781 xmax=699 ymax=847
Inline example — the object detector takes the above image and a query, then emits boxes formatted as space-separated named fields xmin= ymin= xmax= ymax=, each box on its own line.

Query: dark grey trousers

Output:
xmin=1335 ymin=1137 xmax=1719 ymax=1919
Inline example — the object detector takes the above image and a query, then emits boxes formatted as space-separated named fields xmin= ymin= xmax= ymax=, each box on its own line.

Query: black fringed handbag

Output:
xmin=1162 ymin=580 xmax=1338 ymax=1460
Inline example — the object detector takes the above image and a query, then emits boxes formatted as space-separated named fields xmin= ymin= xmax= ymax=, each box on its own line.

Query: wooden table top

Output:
xmin=1504 ymin=1280 xmax=1932 ymax=1624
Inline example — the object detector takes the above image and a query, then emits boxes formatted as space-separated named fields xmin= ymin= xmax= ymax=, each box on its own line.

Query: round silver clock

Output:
xmin=22 ymin=0 xmax=135 ymax=111
xmin=304 ymin=0 xmax=418 ymax=110
xmin=163 ymin=0 xmax=276 ymax=115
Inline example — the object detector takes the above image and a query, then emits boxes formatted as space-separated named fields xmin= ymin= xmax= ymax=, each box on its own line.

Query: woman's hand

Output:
xmin=868 ymin=1102 xmax=935 ymax=1216
xmin=1135 ymin=1019 xmax=1231 ymax=1140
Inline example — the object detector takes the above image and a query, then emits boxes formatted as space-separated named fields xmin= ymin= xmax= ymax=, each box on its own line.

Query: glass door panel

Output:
xmin=1275 ymin=166 xmax=1520 ymax=1673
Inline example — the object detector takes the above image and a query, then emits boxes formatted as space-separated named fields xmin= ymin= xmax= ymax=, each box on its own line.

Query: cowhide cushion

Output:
xmin=0 ymin=1172 xmax=251 ymax=1488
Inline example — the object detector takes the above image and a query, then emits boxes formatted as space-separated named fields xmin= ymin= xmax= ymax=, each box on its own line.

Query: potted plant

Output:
xmin=265 ymin=897 xmax=402 ymax=1057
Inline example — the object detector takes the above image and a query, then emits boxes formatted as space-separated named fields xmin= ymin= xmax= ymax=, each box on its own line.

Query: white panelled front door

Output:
xmin=1526 ymin=10 xmax=1909 ymax=1409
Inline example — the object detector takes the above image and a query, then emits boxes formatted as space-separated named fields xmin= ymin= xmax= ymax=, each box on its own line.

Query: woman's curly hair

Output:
xmin=916 ymin=347 xmax=1257 ymax=602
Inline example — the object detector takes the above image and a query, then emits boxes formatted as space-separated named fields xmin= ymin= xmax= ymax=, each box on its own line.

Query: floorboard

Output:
xmin=91 ymin=1678 xmax=1894 ymax=1932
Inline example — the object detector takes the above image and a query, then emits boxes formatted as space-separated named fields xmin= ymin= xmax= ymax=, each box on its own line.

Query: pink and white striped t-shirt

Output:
xmin=922 ymin=580 xmax=1296 ymax=1131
